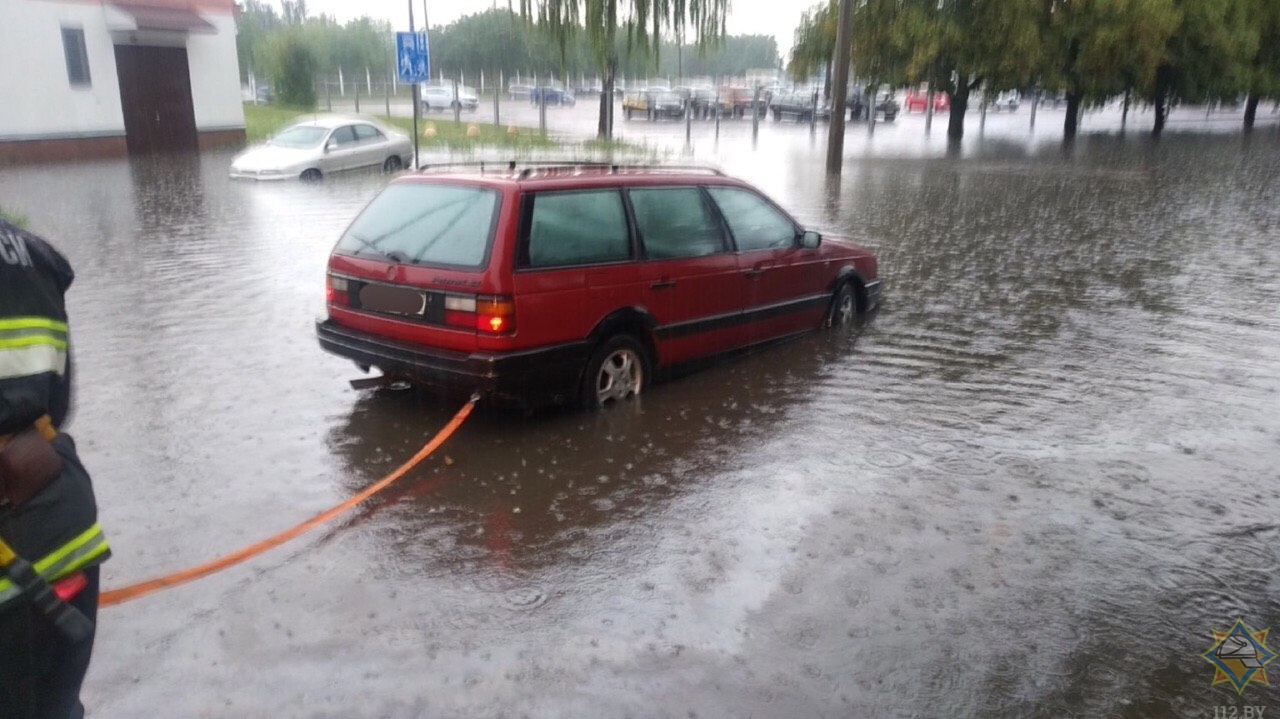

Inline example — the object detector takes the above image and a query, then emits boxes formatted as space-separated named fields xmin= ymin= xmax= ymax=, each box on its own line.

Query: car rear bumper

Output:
xmin=316 ymin=319 xmax=591 ymax=407
xmin=864 ymin=279 xmax=883 ymax=310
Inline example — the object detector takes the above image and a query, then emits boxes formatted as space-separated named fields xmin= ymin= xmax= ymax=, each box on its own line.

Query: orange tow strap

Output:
xmin=99 ymin=397 xmax=476 ymax=607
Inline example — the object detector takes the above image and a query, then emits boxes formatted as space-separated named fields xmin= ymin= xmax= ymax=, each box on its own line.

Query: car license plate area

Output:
xmin=358 ymin=283 xmax=427 ymax=317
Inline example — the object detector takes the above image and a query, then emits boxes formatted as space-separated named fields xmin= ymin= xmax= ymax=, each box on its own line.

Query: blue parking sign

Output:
xmin=396 ymin=32 xmax=430 ymax=83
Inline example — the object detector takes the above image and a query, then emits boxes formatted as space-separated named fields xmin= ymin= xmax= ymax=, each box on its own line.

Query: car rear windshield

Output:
xmin=335 ymin=184 xmax=499 ymax=268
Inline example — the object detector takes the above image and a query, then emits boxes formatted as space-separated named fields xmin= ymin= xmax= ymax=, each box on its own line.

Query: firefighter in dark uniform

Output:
xmin=0 ymin=217 xmax=110 ymax=719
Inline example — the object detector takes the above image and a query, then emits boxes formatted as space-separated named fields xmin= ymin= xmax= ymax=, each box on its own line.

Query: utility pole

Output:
xmin=408 ymin=0 xmax=419 ymax=165
xmin=825 ymin=0 xmax=853 ymax=174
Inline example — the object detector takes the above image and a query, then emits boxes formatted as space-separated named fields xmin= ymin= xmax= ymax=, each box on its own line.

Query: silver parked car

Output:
xmin=420 ymin=84 xmax=480 ymax=113
xmin=229 ymin=116 xmax=413 ymax=182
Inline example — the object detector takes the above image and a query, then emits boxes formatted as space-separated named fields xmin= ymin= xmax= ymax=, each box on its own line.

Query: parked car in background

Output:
xmin=230 ymin=116 xmax=412 ymax=182
xmin=315 ymin=163 xmax=881 ymax=410
xmin=721 ymin=86 xmax=768 ymax=118
xmin=1039 ymin=90 xmax=1067 ymax=108
xmin=904 ymin=89 xmax=949 ymax=113
xmin=688 ymin=86 xmax=733 ymax=118
xmin=623 ymin=90 xmax=685 ymax=120
xmin=507 ymin=82 xmax=534 ymax=100
xmin=847 ymin=92 xmax=899 ymax=121
xmin=420 ymin=84 xmax=479 ymax=113
xmin=991 ymin=90 xmax=1020 ymax=111
xmin=770 ymin=90 xmax=824 ymax=121
xmin=530 ymin=85 xmax=576 ymax=106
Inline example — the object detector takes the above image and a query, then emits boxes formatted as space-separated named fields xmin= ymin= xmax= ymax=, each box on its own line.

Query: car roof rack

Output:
xmin=414 ymin=160 xmax=726 ymax=178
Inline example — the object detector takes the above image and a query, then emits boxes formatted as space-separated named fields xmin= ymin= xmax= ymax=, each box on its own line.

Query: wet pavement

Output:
xmin=1 ymin=105 xmax=1279 ymax=717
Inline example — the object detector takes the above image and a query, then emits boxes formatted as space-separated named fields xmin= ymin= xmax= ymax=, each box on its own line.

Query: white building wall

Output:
xmin=0 ymin=0 xmax=126 ymax=139
xmin=0 ymin=0 xmax=244 ymax=141
xmin=187 ymin=14 xmax=245 ymax=132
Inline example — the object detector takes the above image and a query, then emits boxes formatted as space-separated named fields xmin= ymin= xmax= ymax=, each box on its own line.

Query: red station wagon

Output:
xmin=316 ymin=163 xmax=881 ymax=409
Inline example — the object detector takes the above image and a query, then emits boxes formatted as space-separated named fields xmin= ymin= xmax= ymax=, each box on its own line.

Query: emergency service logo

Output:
xmin=1202 ymin=618 xmax=1277 ymax=694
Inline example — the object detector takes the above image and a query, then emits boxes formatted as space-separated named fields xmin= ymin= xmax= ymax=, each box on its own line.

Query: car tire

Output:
xmin=383 ymin=156 xmax=403 ymax=173
xmin=300 ymin=168 xmax=322 ymax=182
xmin=580 ymin=334 xmax=648 ymax=409
xmin=826 ymin=282 xmax=858 ymax=328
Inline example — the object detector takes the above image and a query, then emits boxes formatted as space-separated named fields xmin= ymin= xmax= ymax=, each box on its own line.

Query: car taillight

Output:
xmin=443 ymin=294 xmax=516 ymax=335
xmin=326 ymin=274 xmax=349 ymax=305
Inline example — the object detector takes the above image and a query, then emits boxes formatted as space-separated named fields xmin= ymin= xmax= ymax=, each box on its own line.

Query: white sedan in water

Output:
xmin=229 ymin=116 xmax=413 ymax=182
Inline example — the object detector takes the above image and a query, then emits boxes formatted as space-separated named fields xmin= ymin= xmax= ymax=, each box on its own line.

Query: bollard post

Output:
xmin=453 ymin=78 xmax=461 ymax=124
xmin=752 ymin=86 xmax=761 ymax=139
xmin=326 ymin=78 xmax=331 ymax=112
xmin=539 ymin=86 xmax=547 ymax=137
xmin=384 ymin=69 xmax=391 ymax=117
xmin=685 ymin=97 xmax=692 ymax=144
xmin=925 ymin=88 xmax=934 ymax=134
xmin=355 ymin=84 xmax=360 ymax=113
xmin=715 ymin=91 xmax=721 ymax=140
xmin=810 ymin=90 xmax=818 ymax=132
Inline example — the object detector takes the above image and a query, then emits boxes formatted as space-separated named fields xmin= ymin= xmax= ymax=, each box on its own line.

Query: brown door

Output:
xmin=114 ymin=45 xmax=198 ymax=154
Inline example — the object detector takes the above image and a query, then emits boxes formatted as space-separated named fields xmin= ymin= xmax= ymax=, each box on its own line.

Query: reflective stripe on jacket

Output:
xmin=0 ymin=523 xmax=109 ymax=606
xmin=0 ymin=317 xmax=68 ymax=381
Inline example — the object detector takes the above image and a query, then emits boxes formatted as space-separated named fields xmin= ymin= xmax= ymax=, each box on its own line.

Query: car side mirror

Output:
xmin=801 ymin=230 xmax=822 ymax=249
xmin=324 ymin=140 xmax=336 ymax=153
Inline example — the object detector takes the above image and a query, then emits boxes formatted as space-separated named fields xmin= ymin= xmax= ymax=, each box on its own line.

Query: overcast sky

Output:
xmin=286 ymin=0 xmax=803 ymax=59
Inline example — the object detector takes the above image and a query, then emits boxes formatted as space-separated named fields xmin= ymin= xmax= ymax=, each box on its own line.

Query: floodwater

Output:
xmin=1 ymin=106 xmax=1279 ymax=718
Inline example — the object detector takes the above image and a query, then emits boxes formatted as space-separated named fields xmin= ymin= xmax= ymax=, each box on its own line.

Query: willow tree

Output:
xmin=1242 ymin=0 xmax=1280 ymax=128
xmin=520 ymin=0 xmax=730 ymax=139
xmin=1043 ymin=0 xmax=1179 ymax=138
xmin=789 ymin=2 xmax=837 ymax=91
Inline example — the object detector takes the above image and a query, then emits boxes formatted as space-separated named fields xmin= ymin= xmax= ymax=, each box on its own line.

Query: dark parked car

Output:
xmin=770 ymin=91 xmax=824 ymax=121
xmin=530 ymin=85 xmax=576 ymax=106
xmin=847 ymin=92 xmax=899 ymax=121
xmin=316 ymin=163 xmax=881 ymax=410
xmin=622 ymin=90 xmax=685 ymax=120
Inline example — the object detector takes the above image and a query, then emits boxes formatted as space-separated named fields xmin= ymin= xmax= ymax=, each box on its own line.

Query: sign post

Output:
xmin=396 ymin=29 xmax=430 ymax=167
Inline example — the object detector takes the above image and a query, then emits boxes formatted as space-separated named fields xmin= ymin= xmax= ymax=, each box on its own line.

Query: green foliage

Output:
xmin=270 ymin=31 xmax=319 ymax=107
xmin=1040 ymin=0 xmax=1179 ymax=106
xmin=788 ymin=2 xmax=836 ymax=82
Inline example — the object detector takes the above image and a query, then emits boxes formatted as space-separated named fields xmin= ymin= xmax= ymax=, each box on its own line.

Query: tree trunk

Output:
xmin=1244 ymin=92 xmax=1259 ymax=129
xmin=598 ymin=56 xmax=617 ymax=140
xmin=1153 ymin=65 xmax=1173 ymax=135
xmin=1064 ymin=92 xmax=1081 ymax=138
xmin=947 ymin=82 xmax=969 ymax=140
xmin=825 ymin=0 xmax=853 ymax=174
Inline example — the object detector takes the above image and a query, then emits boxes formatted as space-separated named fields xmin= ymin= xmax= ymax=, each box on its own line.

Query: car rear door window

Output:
xmin=629 ymin=187 xmax=726 ymax=259
xmin=706 ymin=187 xmax=798 ymax=251
xmin=336 ymin=184 xmax=499 ymax=268
xmin=353 ymin=124 xmax=384 ymax=143
xmin=522 ymin=190 xmax=630 ymax=268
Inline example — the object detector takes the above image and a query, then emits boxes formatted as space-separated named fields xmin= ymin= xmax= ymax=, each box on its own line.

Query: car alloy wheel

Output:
xmin=827 ymin=283 xmax=857 ymax=328
xmin=582 ymin=335 xmax=647 ymax=408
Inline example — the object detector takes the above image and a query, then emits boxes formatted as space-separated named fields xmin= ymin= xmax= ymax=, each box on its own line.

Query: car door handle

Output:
xmin=649 ymin=280 xmax=676 ymax=290
xmin=743 ymin=269 xmax=764 ymax=280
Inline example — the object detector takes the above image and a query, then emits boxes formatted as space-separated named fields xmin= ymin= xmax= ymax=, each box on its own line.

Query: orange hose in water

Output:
xmin=99 ymin=398 xmax=476 ymax=607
